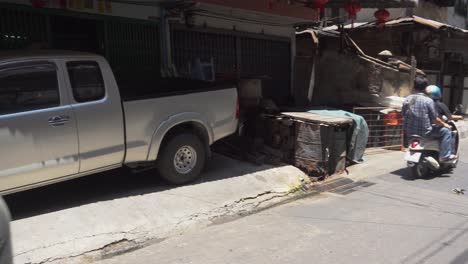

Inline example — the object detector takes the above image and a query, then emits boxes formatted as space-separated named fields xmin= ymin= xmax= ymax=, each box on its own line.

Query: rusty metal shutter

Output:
xmin=0 ymin=6 xmax=48 ymax=50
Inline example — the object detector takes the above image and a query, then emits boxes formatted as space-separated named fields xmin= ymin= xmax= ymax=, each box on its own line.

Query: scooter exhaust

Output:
xmin=424 ymin=156 xmax=440 ymax=171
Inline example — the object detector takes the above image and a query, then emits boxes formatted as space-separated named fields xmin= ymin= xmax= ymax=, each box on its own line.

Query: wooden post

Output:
xmin=410 ymin=56 xmax=417 ymax=92
xmin=339 ymin=24 xmax=344 ymax=53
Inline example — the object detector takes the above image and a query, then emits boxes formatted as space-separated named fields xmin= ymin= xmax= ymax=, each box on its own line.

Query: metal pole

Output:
xmin=339 ymin=24 xmax=344 ymax=53
xmin=410 ymin=55 xmax=417 ymax=92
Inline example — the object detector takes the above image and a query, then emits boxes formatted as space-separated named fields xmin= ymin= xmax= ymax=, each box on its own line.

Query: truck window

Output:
xmin=0 ymin=62 xmax=60 ymax=115
xmin=67 ymin=61 xmax=105 ymax=103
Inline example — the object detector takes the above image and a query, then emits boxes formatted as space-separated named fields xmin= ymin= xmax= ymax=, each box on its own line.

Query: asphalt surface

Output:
xmin=98 ymin=141 xmax=468 ymax=264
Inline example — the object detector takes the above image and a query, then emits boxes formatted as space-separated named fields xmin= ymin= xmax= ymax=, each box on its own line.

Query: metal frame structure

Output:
xmin=353 ymin=106 xmax=404 ymax=151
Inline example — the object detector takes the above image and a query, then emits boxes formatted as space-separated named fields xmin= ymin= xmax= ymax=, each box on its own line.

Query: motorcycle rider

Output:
xmin=402 ymin=77 xmax=455 ymax=162
xmin=425 ymin=85 xmax=464 ymax=122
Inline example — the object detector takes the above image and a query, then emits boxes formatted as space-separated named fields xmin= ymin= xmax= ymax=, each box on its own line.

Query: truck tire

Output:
xmin=157 ymin=133 xmax=206 ymax=185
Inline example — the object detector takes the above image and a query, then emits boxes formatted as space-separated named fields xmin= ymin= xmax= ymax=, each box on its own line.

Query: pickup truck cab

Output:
xmin=0 ymin=51 xmax=238 ymax=195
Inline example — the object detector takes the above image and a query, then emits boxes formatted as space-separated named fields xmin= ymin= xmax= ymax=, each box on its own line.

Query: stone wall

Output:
xmin=312 ymin=50 xmax=411 ymax=106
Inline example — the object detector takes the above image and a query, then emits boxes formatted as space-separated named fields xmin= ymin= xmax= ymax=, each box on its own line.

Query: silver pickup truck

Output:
xmin=0 ymin=51 xmax=238 ymax=195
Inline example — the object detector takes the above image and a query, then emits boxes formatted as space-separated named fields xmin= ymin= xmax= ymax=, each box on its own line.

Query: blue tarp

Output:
xmin=307 ymin=108 xmax=369 ymax=163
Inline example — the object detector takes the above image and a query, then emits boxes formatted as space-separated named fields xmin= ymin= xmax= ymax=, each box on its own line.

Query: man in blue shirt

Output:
xmin=402 ymin=77 xmax=455 ymax=161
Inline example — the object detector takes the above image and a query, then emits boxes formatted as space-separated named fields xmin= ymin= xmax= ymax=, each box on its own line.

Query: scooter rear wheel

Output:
xmin=411 ymin=162 xmax=429 ymax=178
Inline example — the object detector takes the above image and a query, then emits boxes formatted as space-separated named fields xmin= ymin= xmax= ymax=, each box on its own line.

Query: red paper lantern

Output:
xmin=58 ymin=0 xmax=67 ymax=8
xmin=345 ymin=2 xmax=362 ymax=21
xmin=374 ymin=8 xmax=390 ymax=28
xmin=313 ymin=0 xmax=329 ymax=13
xmin=268 ymin=0 xmax=274 ymax=9
xmin=31 ymin=0 xmax=47 ymax=8
xmin=345 ymin=1 xmax=362 ymax=28
xmin=311 ymin=0 xmax=328 ymax=20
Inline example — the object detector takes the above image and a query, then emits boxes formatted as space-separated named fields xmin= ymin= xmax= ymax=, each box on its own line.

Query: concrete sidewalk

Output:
xmin=8 ymin=154 xmax=313 ymax=264
xmin=458 ymin=120 xmax=468 ymax=139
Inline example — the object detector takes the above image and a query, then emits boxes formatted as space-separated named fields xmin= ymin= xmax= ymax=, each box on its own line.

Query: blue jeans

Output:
xmin=428 ymin=127 xmax=452 ymax=159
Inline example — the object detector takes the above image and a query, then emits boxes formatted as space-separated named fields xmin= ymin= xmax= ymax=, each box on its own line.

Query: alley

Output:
xmin=2 ymin=1 xmax=468 ymax=264
xmin=98 ymin=140 xmax=468 ymax=264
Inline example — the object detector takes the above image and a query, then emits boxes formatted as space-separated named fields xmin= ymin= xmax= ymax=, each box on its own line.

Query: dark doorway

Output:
xmin=50 ymin=15 xmax=103 ymax=54
xmin=450 ymin=73 xmax=464 ymax=111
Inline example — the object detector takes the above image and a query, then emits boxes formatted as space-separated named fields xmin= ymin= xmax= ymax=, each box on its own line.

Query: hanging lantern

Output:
xmin=313 ymin=0 xmax=329 ymax=13
xmin=58 ymin=0 xmax=67 ymax=9
xmin=345 ymin=1 xmax=362 ymax=27
xmin=374 ymin=8 xmax=390 ymax=29
xmin=312 ymin=0 xmax=329 ymax=20
xmin=105 ymin=0 xmax=112 ymax=12
xmin=268 ymin=0 xmax=274 ymax=10
xmin=31 ymin=0 xmax=47 ymax=8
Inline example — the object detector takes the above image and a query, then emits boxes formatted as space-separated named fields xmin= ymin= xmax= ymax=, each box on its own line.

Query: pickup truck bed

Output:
xmin=124 ymin=88 xmax=238 ymax=163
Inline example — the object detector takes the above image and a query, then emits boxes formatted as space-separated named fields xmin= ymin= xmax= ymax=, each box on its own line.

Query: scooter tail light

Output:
xmin=410 ymin=140 xmax=420 ymax=148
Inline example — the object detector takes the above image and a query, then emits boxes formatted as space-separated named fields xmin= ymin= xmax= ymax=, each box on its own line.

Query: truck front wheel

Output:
xmin=157 ymin=133 xmax=206 ymax=185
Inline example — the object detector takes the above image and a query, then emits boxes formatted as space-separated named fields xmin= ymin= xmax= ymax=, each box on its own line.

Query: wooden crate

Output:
xmin=294 ymin=122 xmax=348 ymax=177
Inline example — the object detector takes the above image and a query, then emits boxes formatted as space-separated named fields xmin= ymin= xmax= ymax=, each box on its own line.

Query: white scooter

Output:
xmin=405 ymin=119 xmax=461 ymax=178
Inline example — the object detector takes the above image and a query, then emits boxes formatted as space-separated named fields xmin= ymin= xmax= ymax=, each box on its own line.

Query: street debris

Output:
xmin=452 ymin=188 xmax=466 ymax=195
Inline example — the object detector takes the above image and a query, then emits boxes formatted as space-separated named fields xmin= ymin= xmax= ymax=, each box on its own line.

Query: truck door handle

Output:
xmin=48 ymin=116 xmax=70 ymax=127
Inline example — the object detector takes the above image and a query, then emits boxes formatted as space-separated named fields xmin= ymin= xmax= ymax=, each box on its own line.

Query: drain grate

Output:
xmin=317 ymin=178 xmax=375 ymax=196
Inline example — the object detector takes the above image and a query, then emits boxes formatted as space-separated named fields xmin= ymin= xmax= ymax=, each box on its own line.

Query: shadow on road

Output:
xmin=390 ymin=167 xmax=453 ymax=181
xmin=451 ymin=246 xmax=468 ymax=264
xmin=4 ymin=153 xmax=276 ymax=221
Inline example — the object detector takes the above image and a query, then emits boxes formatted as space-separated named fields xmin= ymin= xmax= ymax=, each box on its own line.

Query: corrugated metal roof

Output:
xmin=320 ymin=16 xmax=468 ymax=34
xmin=322 ymin=22 xmax=369 ymax=31
xmin=386 ymin=16 xmax=450 ymax=29
xmin=356 ymin=16 xmax=467 ymax=33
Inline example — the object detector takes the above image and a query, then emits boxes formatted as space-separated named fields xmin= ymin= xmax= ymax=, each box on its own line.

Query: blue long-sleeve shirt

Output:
xmin=402 ymin=93 xmax=437 ymax=137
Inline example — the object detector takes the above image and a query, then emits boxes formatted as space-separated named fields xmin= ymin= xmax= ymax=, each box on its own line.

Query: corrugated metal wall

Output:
xmin=0 ymin=4 xmax=160 ymax=78
xmin=240 ymin=37 xmax=291 ymax=101
xmin=106 ymin=20 xmax=160 ymax=72
xmin=0 ymin=6 xmax=48 ymax=49
xmin=171 ymin=29 xmax=237 ymax=79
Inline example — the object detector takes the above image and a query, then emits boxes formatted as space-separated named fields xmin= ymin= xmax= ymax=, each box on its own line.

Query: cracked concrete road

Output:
xmin=4 ymin=154 xmax=311 ymax=264
xmin=97 ymin=140 xmax=468 ymax=264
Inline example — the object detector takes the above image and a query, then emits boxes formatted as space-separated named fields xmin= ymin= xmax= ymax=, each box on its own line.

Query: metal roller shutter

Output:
xmin=171 ymin=27 xmax=291 ymax=103
xmin=0 ymin=6 xmax=48 ymax=50
xmin=106 ymin=19 xmax=160 ymax=75
xmin=171 ymin=29 xmax=237 ymax=80
xmin=240 ymin=37 xmax=291 ymax=103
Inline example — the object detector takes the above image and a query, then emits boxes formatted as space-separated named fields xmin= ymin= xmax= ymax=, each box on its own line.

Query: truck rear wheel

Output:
xmin=157 ymin=133 xmax=206 ymax=185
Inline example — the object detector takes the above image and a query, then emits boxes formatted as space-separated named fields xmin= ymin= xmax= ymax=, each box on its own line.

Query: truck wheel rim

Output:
xmin=174 ymin=146 xmax=197 ymax=174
